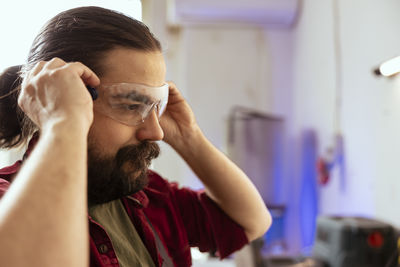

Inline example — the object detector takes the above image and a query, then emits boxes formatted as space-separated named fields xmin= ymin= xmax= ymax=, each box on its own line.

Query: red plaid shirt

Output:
xmin=0 ymin=141 xmax=248 ymax=267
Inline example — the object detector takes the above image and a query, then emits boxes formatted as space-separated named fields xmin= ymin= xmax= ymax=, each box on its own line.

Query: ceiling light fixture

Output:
xmin=374 ymin=56 xmax=400 ymax=77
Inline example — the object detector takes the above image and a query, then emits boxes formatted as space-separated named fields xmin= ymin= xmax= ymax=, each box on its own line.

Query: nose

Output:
xmin=136 ymin=109 xmax=164 ymax=142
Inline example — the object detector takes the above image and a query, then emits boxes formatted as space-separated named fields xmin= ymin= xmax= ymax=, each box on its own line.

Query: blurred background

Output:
xmin=2 ymin=0 xmax=400 ymax=266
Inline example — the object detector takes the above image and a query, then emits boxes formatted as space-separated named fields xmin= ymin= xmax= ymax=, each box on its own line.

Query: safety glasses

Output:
xmin=92 ymin=82 xmax=169 ymax=126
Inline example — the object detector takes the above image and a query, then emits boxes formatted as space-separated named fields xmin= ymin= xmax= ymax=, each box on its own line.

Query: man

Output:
xmin=0 ymin=6 xmax=271 ymax=267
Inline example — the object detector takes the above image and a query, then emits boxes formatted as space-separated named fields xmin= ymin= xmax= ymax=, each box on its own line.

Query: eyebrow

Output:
xmin=111 ymin=91 xmax=153 ymax=104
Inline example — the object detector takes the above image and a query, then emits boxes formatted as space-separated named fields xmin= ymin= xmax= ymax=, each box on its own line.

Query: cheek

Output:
xmin=88 ymin=112 xmax=138 ymax=155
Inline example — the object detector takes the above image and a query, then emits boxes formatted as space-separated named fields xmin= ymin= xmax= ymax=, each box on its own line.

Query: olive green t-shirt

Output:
xmin=89 ymin=199 xmax=156 ymax=267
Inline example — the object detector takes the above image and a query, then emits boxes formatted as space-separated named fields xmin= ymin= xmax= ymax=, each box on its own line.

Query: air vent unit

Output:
xmin=168 ymin=0 xmax=299 ymax=27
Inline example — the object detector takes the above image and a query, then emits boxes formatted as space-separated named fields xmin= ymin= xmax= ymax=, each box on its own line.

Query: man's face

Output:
xmin=87 ymin=47 xmax=167 ymax=205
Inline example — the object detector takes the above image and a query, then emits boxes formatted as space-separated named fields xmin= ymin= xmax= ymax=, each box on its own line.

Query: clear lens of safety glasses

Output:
xmin=93 ymin=83 xmax=169 ymax=126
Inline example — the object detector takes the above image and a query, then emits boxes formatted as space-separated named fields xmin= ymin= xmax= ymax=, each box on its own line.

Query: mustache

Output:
xmin=114 ymin=141 xmax=161 ymax=170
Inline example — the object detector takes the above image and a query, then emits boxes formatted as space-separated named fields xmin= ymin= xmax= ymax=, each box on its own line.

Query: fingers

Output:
xmin=21 ymin=61 xmax=46 ymax=89
xmin=30 ymin=58 xmax=65 ymax=79
xmin=61 ymin=62 xmax=100 ymax=87
xmin=24 ymin=58 xmax=100 ymax=88
xmin=18 ymin=58 xmax=99 ymax=130
xmin=45 ymin=57 xmax=67 ymax=69
xmin=166 ymin=81 xmax=183 ymax=98
xmin=31 ymin=61 xmax=47 ymax=76
xmin=166 ymin=81 xmax=186 ymax=105
xmin=167 ymin=81 xmax=178 ymax=94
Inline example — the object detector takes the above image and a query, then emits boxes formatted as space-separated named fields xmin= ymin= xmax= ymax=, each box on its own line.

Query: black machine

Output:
xmin=312 ymin=216 xmax=398 ymax=267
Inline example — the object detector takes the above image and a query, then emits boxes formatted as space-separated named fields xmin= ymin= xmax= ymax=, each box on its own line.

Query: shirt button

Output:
xmin=98 ymin=244 xmax=109 ymax=254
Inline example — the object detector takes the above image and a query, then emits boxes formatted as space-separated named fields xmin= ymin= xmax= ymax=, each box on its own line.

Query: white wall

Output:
xmin=144 ymin=0 xmax=300 ymax=255
xmin=152 ymin=24 xmax=278 ymax=187
xmin=148 ymin=0 xmax=400 ymax=254
xmin=338 ymin=0 xmax=400 ymax=225
xmin=145 ymin=0 xmax=294 ymax=189
xmin=288 ymin=0 xmax=400 ymax=250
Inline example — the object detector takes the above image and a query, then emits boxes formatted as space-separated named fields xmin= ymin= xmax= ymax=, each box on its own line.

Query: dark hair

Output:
xmin=0 ymin=65 xmax=23 ymax=148
xmin=0 ymin=6 xmax=161 ymax=148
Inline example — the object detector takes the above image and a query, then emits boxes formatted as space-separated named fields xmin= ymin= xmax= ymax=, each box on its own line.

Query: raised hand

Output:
xmin=19 ymin=58 xmax=100 ymax=133
xmin=159 ymin=81 xmax=200 ymax=149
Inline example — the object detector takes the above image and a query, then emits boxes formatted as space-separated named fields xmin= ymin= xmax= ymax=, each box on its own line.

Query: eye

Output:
xmin=111 ymin=103 xmax=142 ymax=111
xmin=125 ymin=104 xmax=141 ymax=111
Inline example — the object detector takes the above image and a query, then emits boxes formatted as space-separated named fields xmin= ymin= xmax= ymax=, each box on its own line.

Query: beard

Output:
xmin=87 ymin=141 xmax=160 ymax=206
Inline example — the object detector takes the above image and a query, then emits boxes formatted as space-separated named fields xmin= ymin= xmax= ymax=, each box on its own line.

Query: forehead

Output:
xmin=100 ymin=47 xmax=166 ymax=87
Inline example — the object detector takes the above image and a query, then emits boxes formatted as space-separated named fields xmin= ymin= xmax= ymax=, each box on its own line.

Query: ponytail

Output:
xmin=0 ymin=65 xmax=34 ymax=148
